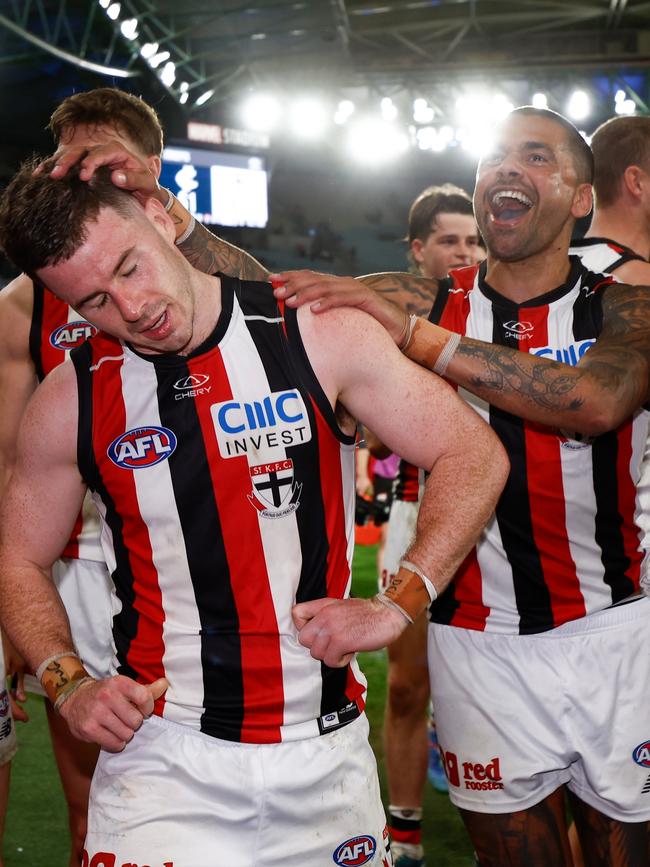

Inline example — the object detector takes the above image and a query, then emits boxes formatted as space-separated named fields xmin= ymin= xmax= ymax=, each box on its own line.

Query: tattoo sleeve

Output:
xmin=361 ymin=272 xmax=438 ymax=316
xmin=177 ymin=220 xmax=270 ymax=281
xmin=447 ymin=282 xmax=650 ymax=432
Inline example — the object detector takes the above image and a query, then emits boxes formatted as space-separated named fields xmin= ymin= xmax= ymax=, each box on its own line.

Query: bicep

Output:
xmin=0 ymin=369 xmax=85 ymax=571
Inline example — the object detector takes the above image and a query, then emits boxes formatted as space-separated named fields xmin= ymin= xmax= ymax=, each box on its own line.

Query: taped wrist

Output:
xmin=406 ymin=320 xmax=458 ymax=372
xmin=383 ymin=564 xmax=436 ymax=622
xmin=37 ymin=652 xmax=92 ymax=707
xmin=164 ymin=193 xmax=195 ymax=244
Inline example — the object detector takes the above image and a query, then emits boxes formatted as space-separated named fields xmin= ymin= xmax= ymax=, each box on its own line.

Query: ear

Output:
xmin=410 ymin=239 xmax=425 ymax=265
xmin=147 ymin=155 xmax=162 ymax=181
xmin=571 ymin=182 xmax=593 ymax=220
xmin=142 ymin=196 xmax=175 ymax=245
xmin=622 ymin=165 xmax=645 ymax=201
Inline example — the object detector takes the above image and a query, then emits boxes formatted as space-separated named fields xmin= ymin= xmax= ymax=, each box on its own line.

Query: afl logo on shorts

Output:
xmin=107 ymin=426 xmax=177 ymax=469
xmin=333 ymin=835 xmax=376 ymax=866
xmin=632 ymin=741 xmax=650 ymax=768
xmin=49 ymin=321 xmax=97 ymax=350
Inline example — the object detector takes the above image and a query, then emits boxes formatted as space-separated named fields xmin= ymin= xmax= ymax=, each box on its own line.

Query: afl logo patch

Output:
xmin=107 ymin=426 xmax=177 ymax=469
xmin=632 ymin=741 xmax=650 ymax=768
xmin=333 ymin=835 xmax=376 ymax=866
xmin=49 ymin=321 xmax=97 ymax=350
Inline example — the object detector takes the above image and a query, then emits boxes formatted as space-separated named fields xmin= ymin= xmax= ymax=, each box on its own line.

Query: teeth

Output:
xmin=492 ymin=190 xmax=532 ymax=207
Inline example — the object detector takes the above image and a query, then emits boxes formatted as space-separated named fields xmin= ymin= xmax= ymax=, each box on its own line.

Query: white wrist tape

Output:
xmin=35 ymin=651 xmax=79 ymax=684
xmin=399 ymin=559 xmax=438 ymax=603
xmin=433 ymin=332 xmax=461 ymax=376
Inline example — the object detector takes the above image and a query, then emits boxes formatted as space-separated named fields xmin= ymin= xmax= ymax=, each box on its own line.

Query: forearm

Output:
xmin=406 ymin=319 xmax=647 ymax=435
xmin=403 ymin=431 xmax=508 ymax=601
xmin=167 ymin=193 xmax=269 ymax=280
xmin=360 ymin=272 xmax=437 ymax=317
xmin=0 ymin=562 xmax=74 ymax=672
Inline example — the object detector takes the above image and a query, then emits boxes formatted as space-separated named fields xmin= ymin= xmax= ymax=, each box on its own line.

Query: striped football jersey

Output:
xmin=70 ymin=275 xmax=366 ymax=743
xmin=30 ymin=283 xmax=103 ymax=561
xmin=428 ymin=259 xmax=650 ymax=634
xmin=569 ymin=237 xmax=645 ymax=275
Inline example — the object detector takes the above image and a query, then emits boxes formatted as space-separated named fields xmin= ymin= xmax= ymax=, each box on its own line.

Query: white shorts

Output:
xmin=0 ymin=637 xmax=17 ymax=766
xmin=428 ymin=596 xmax=650 ymax=821
xmin=84 ymin=714 xmax=392 ymax=867
xmin=26 ymin=557 xmax=114 ymax=695
xmin=380 ymin=499 xmax=420 ymax=591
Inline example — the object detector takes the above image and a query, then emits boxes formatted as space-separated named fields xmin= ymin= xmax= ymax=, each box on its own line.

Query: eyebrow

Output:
xmin=76 ymin=246 xmax=135 ymax=306
xmin=522 ymin=140 xmax=554 ymax=154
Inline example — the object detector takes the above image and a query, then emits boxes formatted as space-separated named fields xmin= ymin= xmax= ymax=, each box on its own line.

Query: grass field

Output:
xmin=4 ymin=543 xmax=475 ymax=866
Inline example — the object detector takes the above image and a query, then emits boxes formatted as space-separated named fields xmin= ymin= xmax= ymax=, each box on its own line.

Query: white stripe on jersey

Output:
xmin=120 ymin=354 xmax=205 ymax=727
xmin=339 ymin=432 xmax=365 ymax=696
xmin=570 ymin=242 xmax=624 ymax=276
xmin=219 ymin=298 xmax=323 ymax=735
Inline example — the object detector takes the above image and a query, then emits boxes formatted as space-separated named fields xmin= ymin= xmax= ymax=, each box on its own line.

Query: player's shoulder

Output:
xmin=0 ymin=273 xmax=34 ymax=360
xmin=610 ymin=258 xmax=650 ymax=286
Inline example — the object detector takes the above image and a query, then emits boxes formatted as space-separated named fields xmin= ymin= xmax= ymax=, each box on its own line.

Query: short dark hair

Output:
xmin=590 ymin=115 xmax=650 ymax=207
xmin=0 ymin=157 xmax=137 ymax=278
xmin=49 ymin=87 xmax=163 ymax=157
xmin=407 ymin=183 xmax=474 ymax=243
xmin=507 ymin=106 xmax=594 ymax=185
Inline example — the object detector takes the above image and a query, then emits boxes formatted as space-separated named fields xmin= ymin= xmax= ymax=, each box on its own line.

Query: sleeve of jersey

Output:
xmin=70 ymin=341 xmax=99 ymax=491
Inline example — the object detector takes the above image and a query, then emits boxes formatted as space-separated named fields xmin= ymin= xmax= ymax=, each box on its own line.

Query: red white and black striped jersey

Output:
xmin=429 ymin=259 xmax=650 ymax=635
xmin=29 ymin=283 xmax=103 ymax=561
xmin=393 ymin=459 xmax=420 ymax=503
xmin=569 ymin=237 xmax=645 ymax=275
xmin=71 ymin=275 xmax=365 ymax=743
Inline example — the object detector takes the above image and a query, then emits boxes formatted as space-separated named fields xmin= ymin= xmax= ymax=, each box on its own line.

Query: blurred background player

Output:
xmin=381 ymin=184 xmax=482 ymax=867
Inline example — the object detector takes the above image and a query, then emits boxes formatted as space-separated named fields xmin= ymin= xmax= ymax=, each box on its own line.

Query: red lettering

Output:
xmin=485 ymin=757 xmax=502 ymax=782
xmin=444 ymin=750 xmax=460 ymax=787
xmin=473 ymin=763 xmax=486 ymax=781
xmin=462 ymin=761 xmax=474 ymax=780
xmin=89 ymin=854 xmax=117 ymax=867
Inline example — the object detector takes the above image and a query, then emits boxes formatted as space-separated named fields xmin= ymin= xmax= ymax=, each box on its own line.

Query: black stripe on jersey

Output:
xmin=29 ymin=283 xmax=45 ymax=382
xmin=572 ymin=267 xmax=634 ymax=601
xmin=591 ymin=433 xmax=635 ymax=602
xmin=488 ymin=306 xmax=555 ymax=634
xmin=154 ymin=362 xmax=245 ymax=741
xmin=428 ymin=276 xmax=451 ymax=325
xmin=242 ymin=291 xmax=350 ymax=716
xmin=71 ymin=344 xmax=138 ymax=679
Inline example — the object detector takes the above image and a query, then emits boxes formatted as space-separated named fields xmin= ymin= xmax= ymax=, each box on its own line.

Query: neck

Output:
xmin=183 ymin=270 xmax=222 ymax=355
xmin=484 ymin=243 xmax=573 ymax=304
xmin=586 ymin=205 xmax=650 ymax=260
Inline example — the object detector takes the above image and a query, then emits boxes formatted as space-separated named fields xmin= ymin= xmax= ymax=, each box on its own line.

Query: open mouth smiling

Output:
xmin=489 ymin=189 xmax=533 ymax=224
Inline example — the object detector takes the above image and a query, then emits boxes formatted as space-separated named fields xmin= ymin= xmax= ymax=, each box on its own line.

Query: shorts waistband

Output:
xmin=545 ymin=595 xmax=648 ymax=637
xmin=144 ymin=700 xmax=363 ymax=746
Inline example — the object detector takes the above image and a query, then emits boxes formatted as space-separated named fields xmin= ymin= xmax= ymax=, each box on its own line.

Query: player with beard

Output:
xmin=271 ymin=106 xmax=650 ymax=867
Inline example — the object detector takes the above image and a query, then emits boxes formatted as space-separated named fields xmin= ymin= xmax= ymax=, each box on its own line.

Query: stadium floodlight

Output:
xmin=346 ymin=119 xmax=409 ymax=165
xmin=180 ymin=92 xmax=189 ymax=105
xmin=148 ymin=51 xmax=171 ymax=69
xmin=614 ymin=89 xmax=635 ymax=115
xmin=160 ymin=61 xmax=176 ymax=88
xmin=289 ymin=99 xmax=328 ymax=140
xmin=140 ymin=42 xmax=158 ymax=59
xmin=413 ymin=98 xmax=434 ymax=125
xmin=106 ymin=3 xmax=121 ymax=20
xmin=567 ymin=90 xmax=590 ymax=121
xmin=195 ymin=89 xmax=215 ymax=107
xmin=381 ymin=97 xmax=398 ymax=122
xmin=180 ymin=81 xmax=189 ymax=92
xmin=334 ymin=100 xmax=355 ymax=125
xmin=416 ymin=126 xmax=447 ymax=152
xmin=532 ymin=92 xmax=548 ymax=110
xmin=120 ymin=18 xmax=139 ymax=40
xmin=98 ymin=0 xmax=111 ymax=8
xmin=241 ymin=94 xmax=281 ymax=132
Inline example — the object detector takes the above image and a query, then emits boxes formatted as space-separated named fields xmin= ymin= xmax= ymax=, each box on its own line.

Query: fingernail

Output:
xmin=115 ymin=172 xmax=127 ymax=185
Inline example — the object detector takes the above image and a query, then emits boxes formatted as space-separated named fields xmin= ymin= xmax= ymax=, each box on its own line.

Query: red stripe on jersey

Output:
xmin=62 ymin=512 xmax=82 ymax=559
xmin=313 ymin=407 xmax=350 ymax=599
xmin=448 ymin=549 xmax=490 ymax=630
xmin=616 ymin=420 xmax=642 ymax=591
xmin=90 ymin=342 xmax=167 ymax=714
xmin=189 ymin=353 xmax=284 ymax=744
xmin=40 ymin=293 xmax=70 ymax=376
xmin=439 ymin=271 xmax=492 ymax=629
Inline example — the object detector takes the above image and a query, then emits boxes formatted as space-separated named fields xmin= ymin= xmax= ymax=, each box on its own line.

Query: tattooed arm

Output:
xmin=405 ymin=282 xmax=650 ymax=435
xmin=175 ymin=217 xmax=269 ymax=281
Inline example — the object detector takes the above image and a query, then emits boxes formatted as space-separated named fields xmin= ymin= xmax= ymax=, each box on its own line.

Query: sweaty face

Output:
xmin=37 ymin=203 xmax=199 ymax=356
xmin=411 ymin=212 xmax=481 ymax=279
xmin=474 ymin=114 xmax=591 ymax=262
